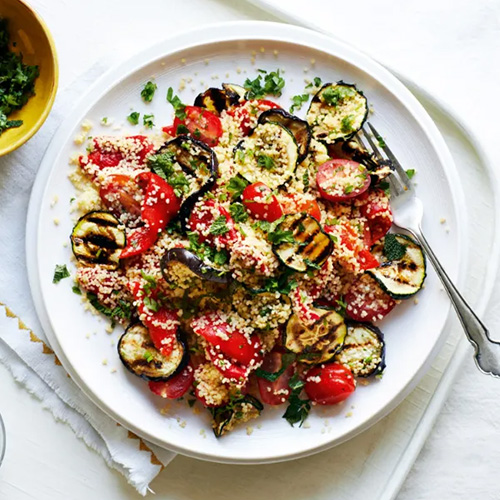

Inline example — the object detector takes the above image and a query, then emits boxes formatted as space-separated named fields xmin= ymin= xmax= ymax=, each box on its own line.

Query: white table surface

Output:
xmin=1 ymin=0 xmax=500 ymax=499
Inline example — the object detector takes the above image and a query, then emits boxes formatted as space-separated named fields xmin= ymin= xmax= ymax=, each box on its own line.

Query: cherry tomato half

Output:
xmin=344 ymin=273 xmax=396 ymax=322
xmin=242 ymin=182 xmax=283 ymax=222
xmin=304 ymin=362 xmax=356 ymax=405
xmin=257 ymin=352 xmax=294 ymax=405
xmin=99 ymin=174 xmax=142 ymax=218
xmin=148 ymin=365 xmax=194 ymax=399
xmin=228 ymin=99 xmax=281 ymax=135
xmin=173 ymin=105 xmax=223 ymax=147
xmin=317 ymin=159 xmax=371 ymax=203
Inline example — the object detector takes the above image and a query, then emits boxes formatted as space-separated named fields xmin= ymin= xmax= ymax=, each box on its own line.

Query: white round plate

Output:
xmin=26 ymin=21 xmax=466 ymax=464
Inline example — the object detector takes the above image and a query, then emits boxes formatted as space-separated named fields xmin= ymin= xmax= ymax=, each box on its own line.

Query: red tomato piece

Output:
xmin=206 ymin=346 xmax=249 ymax=381
xmin=162 ymin=124 xmax=176 ymax=136
xmin=120 ymin=225 xmax=158 ymax=259
xmin=188 ymin=199 xmax=239 ymax=246
xmin=191 ymin=312 xmax=262 ymax=366
xmin=283 ymin=194 xmax=321 ymax=221
xmin=228 ymin=99 xmax=281 ymax=135
xmin=242 ymin=182 xmax=283 ymax=222
xmin=317 ymin=159 xmax=371 ymax=202
xmin=257 ymin=352 xmax=294 ymax=405
xmin=148 ymin=365 xmax=194 ymax=399
xmin=130 ymin=135 xmax=155 ymax=164
xmin=358 ymin=249 xmax=379 ymax=270
xmin=99 ymin=174 xmax=142 ymax=218
xmin=140 ymin=173 xmax=181 ymax=231
xmin=345 ymin=273 xmax=396 ymax=322
xmin=173 ymin=105 xmax=222 ymax=147
xmin=87 ymin=150 xmax=123 ymax=168
xmin=358 ymin=188 xmax=393 ymax=244
xmin=305 ymin=363 xmax=356 ymax=405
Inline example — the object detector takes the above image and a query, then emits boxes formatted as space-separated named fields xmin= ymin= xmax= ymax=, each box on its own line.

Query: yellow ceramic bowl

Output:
xmin=0 ymin=0 xmax=58 ymax=156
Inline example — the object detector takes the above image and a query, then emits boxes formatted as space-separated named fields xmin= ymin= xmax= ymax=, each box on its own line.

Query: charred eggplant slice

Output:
xmin=222 ymin=83 xmax=247 ymax=101
xmin=368 ymin=234 xmax=426 ymax=299
xmin=161 ymin=248 xmax=231 ymax=285
xmin=210 ymin=394 xmax=263 ymax=437
xmin=153 ymin=136 xmax=218 ymax=232
xmin=335 ymin=322 xmax=385 ymax=377
xmin=285 ymin=308 xmax=346 ymax=364
xmin=71 ymin=211 xmax=125 ymax=270
xmin=118 ymin=323 xmax=188 ymax=381
xmin=194 ymin=87 xmax=240 ymax=115
xmin=258 ymin=108 xmax=312 ymax=163
xmin=272 ymin=214 xmax=333 ymax=272
xmin=307 ymin=82 xmax=368 ymax=144
xmin=233 ymin=122 xmax=298 ymax=190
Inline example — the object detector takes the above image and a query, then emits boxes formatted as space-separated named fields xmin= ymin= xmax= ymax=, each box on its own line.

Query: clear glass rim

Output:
xmin=0 ymin=413 xmax=5 ymax=467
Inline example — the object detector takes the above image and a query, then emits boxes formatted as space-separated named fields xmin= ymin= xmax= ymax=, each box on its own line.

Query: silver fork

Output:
xmin=357 ymin=122 xmax=500 ymax=377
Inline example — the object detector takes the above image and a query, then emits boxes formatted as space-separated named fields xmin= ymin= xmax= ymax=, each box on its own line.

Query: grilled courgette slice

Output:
xmin=71 ymin=211 xmax=125 ymax=270
xmin=233 ymin=122 xmax=298 ymax=190
xmin=285 ymin=308 xmax=346 ymax=364
xmin=307 ymin=82 xmax=368 ymax=144
xmin=154 ymin=136 xmax=218 ymax=232
xmin=335 ymin=322 xmax=385 ymax=377
xmin=368 ymin=234 xmax=426 ymax=299
xmin=210 ymin=394 xmax=263 ymax=437
xmin=258 ymin=108 xmax=312 ymax=163
xmin=118 ymin=323 xmax=188 ymax=381
xmin=272 ymin=214 xmax=333 ymax=272
xmin=194 ymin=87 xmax=241 ymax=115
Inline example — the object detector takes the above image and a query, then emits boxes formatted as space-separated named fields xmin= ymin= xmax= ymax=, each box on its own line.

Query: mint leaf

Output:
xmin=53 ymin=264 xmax=70 ymax=284
xmin=383 ymin=233 xmax=407 ymax=261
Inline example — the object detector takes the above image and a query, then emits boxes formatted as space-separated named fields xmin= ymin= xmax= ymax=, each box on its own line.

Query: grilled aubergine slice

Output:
xmin=210 ymin=394 xmax=263 ymax=437
xmin=152 ymin=136 xmax=218 ymax=232
xmin=272 ymin=214 xmax=333 ymax=272
xmin=285 ymin=307 xmax=347 ymax=364
xmin=194 ymin=86 xmax=241 ymax=115
xmin=335 ymin=322 xmax=386 ymax=377
xmin=71 ymin=211 xmax=126 ymax=270
xmin=258 ymin=108 xmax=312 ymax=163
xmin=306 ymin=82 xmax=368 ymax=144
xmin=233 ymin=122 xmax=298 ymax=190
xmin=118 ymin=323 xmax=188 ymax=381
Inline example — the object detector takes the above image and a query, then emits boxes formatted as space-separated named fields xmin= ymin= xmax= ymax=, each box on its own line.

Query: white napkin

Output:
xmin=0 ymin=63 xmax=175 ymax=495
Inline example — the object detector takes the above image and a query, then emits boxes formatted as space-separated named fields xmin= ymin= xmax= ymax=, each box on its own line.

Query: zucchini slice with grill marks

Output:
xmin=335 ymin=322 xmax=385 ymax=377
xmin=118 ymin=323 xmax=188 ymax=381
xmin=285 ymin=308 xmax=346 ymax=364
xmin=194 ymin=87 xmax=241 ymax=115
xmin=210 ymin=394 xmax=263 ymax=437
xmin=233 ymin=122 xmax=298 ymax=190
xmin=258 ymin=108 xmax=312 ymax=163
xmin=161 ymin=248 xmax=231 ymax=285
xmin=306 ymin=82 xmax=368 ymax=144
xmin=368 ymin=234 xmax=426 ymax=299
xmin=154 ymin=136 xmax=218 ymax=232
xmin=71 ymin=211 xmax=125 ymax=270
xmin=272 ymin=214 xmax=333 ymax=272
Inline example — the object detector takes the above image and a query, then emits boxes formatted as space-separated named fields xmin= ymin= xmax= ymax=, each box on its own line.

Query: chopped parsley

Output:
xmin=127 ymin=111 xmax=140 ymax=125
xmin=289 ymin=93 xmax=309 ymax=113
xmin=257 ymin=153 xmax=275 ymax=171
xmin=267 ymin=228 xmax=295 ymax=245
xmin=72 ymin=284 xmax=82 ymax=295
xmin=255 ymin=353 xmax=295 ymax=382
xmin=209 ymin=216 xmax=229 ymax=236
xmin=0 ymin=19 xmax=39 ymax=135
xmin=141 ymin=81 xmax=157 ymax=102
xmin=322 ymin=85 xmax=355 ymax=107
xmin=282 ymin=372 xmax=311 ymax=427
xmin=143 ymin=351 xmax=154 ymax=363
xmin=147 ymin=151 xmax=190 ymax=197
xmin=244 ymin=69 xmax=285 ymax=99
xmin=344 ymin=184 xmax=354 ymax=194
xmin=187 ymin=231 xmax=227 ymax=266
xmin=302 ymin=170 xmax=310 ymax=191
xmin=176 ymin=123 xmax=189 ymax=135
xmin=87 ymin=293 xmax=132 ymax=325
xmin=227 ymin=176 xmax=249 ymax=199
xmin=379 ymin=180 xmax=390 ymax=195
xmin=306 ymin=76 xmax=322 ymax=89
xmin=101 ymin=117 xmax=108 ymax=125
xmin=143 ymin=113 xmax=155 ymax=128
xmin=229 ymin=202 xmax=249 ymax=223
xmin=340 ymin=114 xmax=355 ymax=134
xmin=53 ymin=264 xmax=70 ymax=284
xmin=304 ymin=258 xmax=322 ymax=270
xmin=335 ymin=296 xmax=347 ymax=317
xmin=406 ymin=168 xmax=416 ymax=179
xmin=166 ymin=87 xmax=186 ymax=120
xmin=377 ymin=136 xmax=386 ymax=148
xmin=383 ymin=233 xmax=407 ymax=261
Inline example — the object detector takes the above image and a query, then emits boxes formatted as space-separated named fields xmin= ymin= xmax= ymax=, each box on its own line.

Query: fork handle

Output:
xmin=409 ymin=228 xmax=492 ymax=359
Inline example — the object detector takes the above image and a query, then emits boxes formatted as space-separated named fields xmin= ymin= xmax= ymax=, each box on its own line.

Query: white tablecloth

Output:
xmin=1 ymin=1 xmax=499 ymax=499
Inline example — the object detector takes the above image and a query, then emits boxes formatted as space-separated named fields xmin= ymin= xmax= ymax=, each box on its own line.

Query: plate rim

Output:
xmin=25 ymin=20 xmax=468 ymax=464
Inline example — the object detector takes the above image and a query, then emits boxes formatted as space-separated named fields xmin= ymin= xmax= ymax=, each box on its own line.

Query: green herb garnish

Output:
xmin=53 ymin=264 xmax=70 ymax=284
xmin=290 ymin=93 xmax=309 ymax=113
xmin=257 ymin=153 xmax=275 ymax=171
xmin=255 ymin=353 xmax=295 ymax=382
xmin=166 ymin=87 xmax=186 ymax=120
xmin=322 ymin=85 xmax=355 ymax=107
xmin=143 ymin=114 xmax=155 ymax=128
xmin=244 ymin=69 xmax=285 ymax=99
xmin=127 ymin=111 xmax=140 ymax=125
xmin=227 ymin=176 xmax=249 ymax=199
xmin=229 ymin=202 xmax=249 ymax=223
xmin=267 ymin=228 xmax=295 ymax=245
xmin=141 ymin=81 xmax=157 ymax=102
xmin=383 ymin=233 xmax=407 ymax=261
xmin=406 ymin=168 xmax=416 ymax=179
xmin=282 ymin=372 xmax=310 ymax=427
xmin=209 ymin=216 xmax=229 ymax=236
